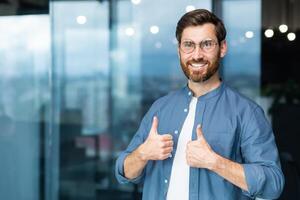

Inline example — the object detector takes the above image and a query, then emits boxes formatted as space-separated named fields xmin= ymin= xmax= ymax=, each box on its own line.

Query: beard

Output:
xmin=180 ymin=51 xmax=221 ymax=83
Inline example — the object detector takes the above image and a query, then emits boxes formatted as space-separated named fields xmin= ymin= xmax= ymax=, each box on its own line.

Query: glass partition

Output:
xmin=0 ymin=0 xmax=269 ymax=200
xmin=221 ymin=0 xmax=261 ymax=100
xmin=50 ymin=1 xmax=211 ymax=199
xmin=0 ymin=15 xmax=51 ymax=200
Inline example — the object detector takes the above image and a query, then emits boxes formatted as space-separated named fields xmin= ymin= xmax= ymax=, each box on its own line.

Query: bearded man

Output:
xmin=115 ymin=9 xmax=284 ymax=200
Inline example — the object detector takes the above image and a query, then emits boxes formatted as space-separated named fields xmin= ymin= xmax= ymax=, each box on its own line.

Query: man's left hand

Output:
xmin=186 ymin=124 xmax=217 ymax=170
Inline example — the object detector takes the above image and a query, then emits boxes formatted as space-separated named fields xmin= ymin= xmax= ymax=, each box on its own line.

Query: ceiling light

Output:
xmin=125 ymin=27 xmax=135 ymax=36
xmin=287 ymin=32 xmax=296 ymax=41
xmin=131 ymin=0 xmax=141 ymax=5
xmin=245 ymin=31 xmax=254 ymax=39
xmin=279 ymin=24 xmax=288 ymax=33
xmin=186 ymin=5 xmax=196 ymax=12
xmin=150 ymin=26 xmax=159 ymax=34
xmin=264 ymin=29 xmax=274 ymax=38
xmin=76 ymin=16 xmax=87 ymax=25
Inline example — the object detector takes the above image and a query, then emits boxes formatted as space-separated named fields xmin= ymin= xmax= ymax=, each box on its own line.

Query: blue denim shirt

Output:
xmin=115 ymin=83 xmax=284 ymax=200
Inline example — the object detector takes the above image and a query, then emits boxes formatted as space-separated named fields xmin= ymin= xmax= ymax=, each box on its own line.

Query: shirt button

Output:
xmin=174 ymin=130 xmax=178 ymax=134
xmin=184 ymin=108 xmax=188 ymax=112
xmin=188 ymin=91 xmax=192 ymax=96
xmin=164 ymin=179 xmax=168 ymax=183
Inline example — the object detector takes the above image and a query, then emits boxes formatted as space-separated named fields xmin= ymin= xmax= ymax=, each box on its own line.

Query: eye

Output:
xmin=202 ymin=40 xmax=214 ymax=48
xmin=182 ymin=41 xmax=194 ymax=48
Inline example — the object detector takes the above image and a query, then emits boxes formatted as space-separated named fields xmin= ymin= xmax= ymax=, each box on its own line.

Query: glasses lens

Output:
xmin=181 ymin=41 xmax=194 ymax=53
xmin=200 ymin=39 xmax=217 ymax=52
xmin=180 ymin=39 xmax=217 ymax=53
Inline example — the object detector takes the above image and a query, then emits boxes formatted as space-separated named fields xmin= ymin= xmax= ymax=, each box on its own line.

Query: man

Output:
xmin=115 ymin=9 xmax=284 ymax=200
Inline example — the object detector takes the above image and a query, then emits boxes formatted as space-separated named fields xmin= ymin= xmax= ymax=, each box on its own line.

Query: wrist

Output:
xmin=209 ymin=151 xmax=222 ymax=171
xmin=137 ymin=143 xmax=148 ymax=162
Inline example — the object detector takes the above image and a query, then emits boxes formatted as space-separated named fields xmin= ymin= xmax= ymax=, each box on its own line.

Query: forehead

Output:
xmin=181 ymin=23 xmax=217 ymax=42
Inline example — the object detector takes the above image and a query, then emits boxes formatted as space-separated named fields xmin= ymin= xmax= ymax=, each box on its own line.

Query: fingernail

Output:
xmin=197 ymin=124 xmax=201 ymax=128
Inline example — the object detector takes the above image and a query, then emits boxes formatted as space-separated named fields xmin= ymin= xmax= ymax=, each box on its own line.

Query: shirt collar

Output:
xmin=183 ymin=81 xmax=225 ymax=101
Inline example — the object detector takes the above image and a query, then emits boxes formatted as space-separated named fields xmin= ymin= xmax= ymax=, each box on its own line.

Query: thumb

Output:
xmin=196 ymin=124 xmax=203 ymax=140
xmin=150 ymin=116 xmax=159 ymax=135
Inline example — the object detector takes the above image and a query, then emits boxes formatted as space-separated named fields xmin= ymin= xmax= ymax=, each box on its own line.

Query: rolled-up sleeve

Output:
xmin=115 ymin=101 xmax=159 ymax=184
xmin=115 ymin=117 xmax=148 ymax=184
xmin=115 ymin=150 xmax=145 ymax=184
xmin=241 ymin=106 xmax=285 ymax=199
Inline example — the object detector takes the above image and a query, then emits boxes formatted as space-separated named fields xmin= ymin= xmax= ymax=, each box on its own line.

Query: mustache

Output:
xmin=187 ymin=59 xmax=209 ymax=65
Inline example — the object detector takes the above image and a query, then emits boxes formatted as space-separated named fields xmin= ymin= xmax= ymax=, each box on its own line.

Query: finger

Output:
xmin=196 ymin=124 xmax=203 ymax=140
xmin=186 ymin=141 xmax=191 ymax=151
xmin=150 ymin=116 xmax=159 ymax=135
xmin=159 ymin=140 xmax=173 ymax=148
xmin=163 ymin=140 xmax=173 ymax=148
xmin=162 ymin=147 xmax=173 ymax=154
xmin=161 ymin=134 xmax=173 ymax=141
xmin=160 ymin=153 xmax=171 ymax=160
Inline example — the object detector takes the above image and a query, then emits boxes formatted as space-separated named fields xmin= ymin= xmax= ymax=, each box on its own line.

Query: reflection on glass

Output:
xmin=51 ymin=1 xmax=110 ymax=199
xmin=0 ymin=15 xmax=50 ymax=200
xmin=221 ymin=0 xmax=261 ymax=99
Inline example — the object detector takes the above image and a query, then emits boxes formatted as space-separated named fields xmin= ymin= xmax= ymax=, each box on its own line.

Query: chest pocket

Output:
xmin=204 ymin=131 xmax=236 ymax=159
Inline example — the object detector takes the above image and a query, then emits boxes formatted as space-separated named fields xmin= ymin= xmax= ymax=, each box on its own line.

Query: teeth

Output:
xmin=191 ymin=63 xmax=206 ymax=68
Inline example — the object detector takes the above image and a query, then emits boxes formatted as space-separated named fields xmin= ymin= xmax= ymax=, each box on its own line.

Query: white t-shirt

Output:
xmin=166 ymin=97 xmax=197 ymax=200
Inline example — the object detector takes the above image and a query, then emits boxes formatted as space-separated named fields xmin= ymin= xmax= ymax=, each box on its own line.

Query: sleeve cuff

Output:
xmin=242 ymin=164 xmax=266 ymax=198
xmin=115 ymin=152 xmax=145 ymax=184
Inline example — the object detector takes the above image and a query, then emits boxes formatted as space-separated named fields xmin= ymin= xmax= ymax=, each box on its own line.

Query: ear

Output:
xmin=177 ymin=45 xmax=180 ymax=57
xmin=219 ymin=40 xmax=227 ymax=58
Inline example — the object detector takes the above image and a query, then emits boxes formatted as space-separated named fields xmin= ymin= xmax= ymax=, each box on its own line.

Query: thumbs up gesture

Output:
xmin=186 ymin=125 xmax=217 ymax=170
xmin=139 ymin=116 xmax=174 ymax=161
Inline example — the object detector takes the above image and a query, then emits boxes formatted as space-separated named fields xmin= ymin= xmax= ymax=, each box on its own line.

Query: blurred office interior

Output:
xmin=0 ymin=0 xmax=299 ymax=199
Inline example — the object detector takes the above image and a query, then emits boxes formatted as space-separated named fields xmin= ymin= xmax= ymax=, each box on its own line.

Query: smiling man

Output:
xmin=115 ymin=9 xmax=284 ymax=200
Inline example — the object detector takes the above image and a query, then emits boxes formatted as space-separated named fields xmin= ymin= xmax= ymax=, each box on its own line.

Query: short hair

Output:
xmin=176 ymin=9 xmax=226 ymax=44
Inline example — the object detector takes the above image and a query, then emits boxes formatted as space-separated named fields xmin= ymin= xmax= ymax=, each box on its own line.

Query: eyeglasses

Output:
xmin=180 ymin=39 xmax=218 ymax=54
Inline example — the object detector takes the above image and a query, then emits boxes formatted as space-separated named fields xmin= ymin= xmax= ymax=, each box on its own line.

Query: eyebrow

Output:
xmin=181 ymin=38 xmax=215 ymax=42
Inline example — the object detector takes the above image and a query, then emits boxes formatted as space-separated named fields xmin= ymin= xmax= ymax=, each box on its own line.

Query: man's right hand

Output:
xmin=123 ymin=116 xmax=173 ymax=179
xmin=138 ymin=116 xmax=174 ymax=161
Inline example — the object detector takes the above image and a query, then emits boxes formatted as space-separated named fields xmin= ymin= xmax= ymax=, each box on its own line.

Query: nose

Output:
xmin=192 ymin=45 xmax=204 ymax=60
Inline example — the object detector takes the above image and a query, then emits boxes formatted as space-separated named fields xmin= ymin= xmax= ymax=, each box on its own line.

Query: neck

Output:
xmin=188 ymin=72 xmax=221 ymax=97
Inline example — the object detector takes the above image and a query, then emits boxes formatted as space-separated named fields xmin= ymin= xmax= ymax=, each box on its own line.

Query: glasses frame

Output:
xmin=179 ymin=39 xmax=219 ymax=54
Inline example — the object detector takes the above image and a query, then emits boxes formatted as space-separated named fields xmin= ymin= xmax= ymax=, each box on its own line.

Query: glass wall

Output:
xmin=0 ymin=0 xmax=270 ymax=200
xmin=50 ymin=1 xmax=212 ymax=199
xmin=221 ymin=0 xmax=261 ymax=99
xmin=0 ymin=15 xmax=51 ymax=200
xmin=50 ymin=2 xmax=110 ymax=199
